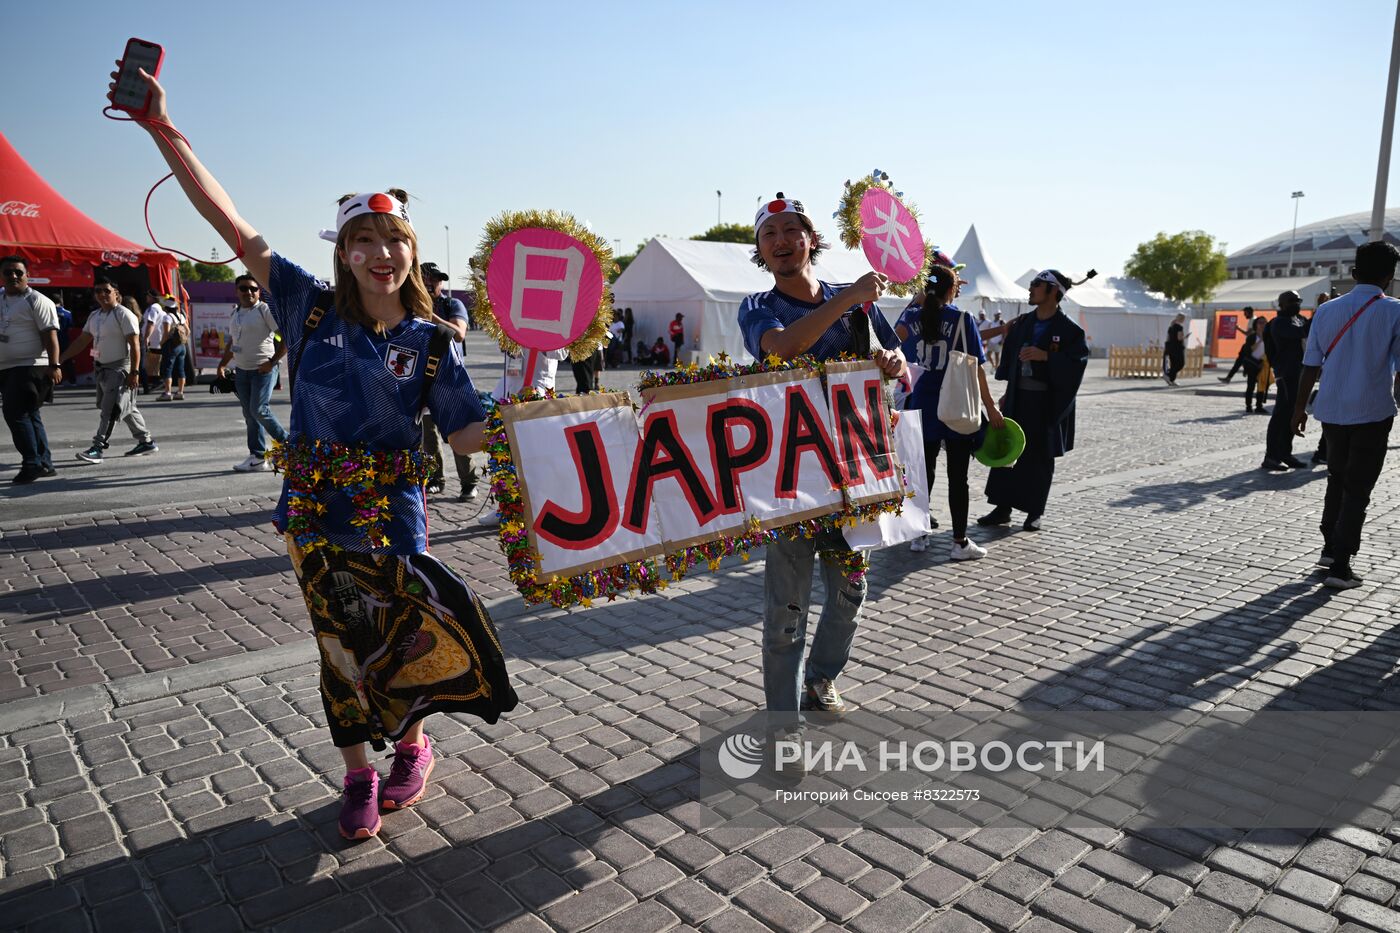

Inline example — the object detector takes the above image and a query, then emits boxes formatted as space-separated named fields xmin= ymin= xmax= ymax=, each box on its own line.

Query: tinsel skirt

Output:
xmin=286 ymin=537 xmax=519 ymax=749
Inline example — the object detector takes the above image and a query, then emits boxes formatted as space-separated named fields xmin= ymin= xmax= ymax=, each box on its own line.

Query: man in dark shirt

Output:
xmin=1218 ymin=306 xmax=1255 ymax=382
xmin=1262 ymin=290 xmax=1309 ymax=470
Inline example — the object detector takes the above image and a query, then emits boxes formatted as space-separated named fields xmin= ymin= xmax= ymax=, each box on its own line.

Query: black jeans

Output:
xmin=1 ymin=366 xmax=53 ymax=470
xmin=925 ymin=433 xmax=977 ymax=540
xmin=1265 ymin=372 xmax=1298 ymax=460
xmin=1165 ymin=345 xmax=1185 ymax=381
xmin=1319 ymin=418 xmax=1392 ymax=563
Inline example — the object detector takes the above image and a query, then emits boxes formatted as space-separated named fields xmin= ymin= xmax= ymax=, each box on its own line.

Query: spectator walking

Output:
xmin=1292 ymin=241 xmax=1400 ymax=589
xmin=1163 ymin=313 xmax=1187 ymax=385
xmin=895 ymin=265 xmax=1003 ymax=560
xmin=985 ymin=312 xmax=1004 ymax=367
xmin=139 ymin=289 xmax=165 ymax=392
xmin=116 ymin=66 xmax=516 ymax=842
xmin=738 ymin=192 xmax=906 ymax=724
xmin=419 ymin=263 xmax=478 ymax=500
xmin=1240 ymin=316 xmax=1268 ymax=414
xmin=52 ymin=291 xmax=74 ymax=384
xmin=156 ymin=296 xmax=189 ymax=401
xmin=1261 ymin=290 xmax=1309 ymax=470
xmin=60 ymin=277 xmax=157 ymax=461
xmin=978 ymin=269 xmax=1089 ymax=532
xmin=1218 ymin=306 xmax=1256 ymax=382
xmin=216 ymin=274 xmax=287 ymax=472
xmin=669 ymin=312 xmax=685 ymax=361
xmin=0 ymin=255 xmax=62 ymax=483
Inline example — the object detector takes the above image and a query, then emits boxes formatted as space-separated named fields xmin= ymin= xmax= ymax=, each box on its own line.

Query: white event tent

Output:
xmin=946 ymin=225 xmax=1026 ymax=321
xmin=611 ymin=237 xmax=914 ymax=363
xmin=1013 ymin=269 xmax=1184 ymax=351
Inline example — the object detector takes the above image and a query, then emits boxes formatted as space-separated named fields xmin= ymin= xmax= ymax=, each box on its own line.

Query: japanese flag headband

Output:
xmin=754 ymin=193 xmax=809 ymax=235
xmin=317 ymin=192 xmax=413 ymax=243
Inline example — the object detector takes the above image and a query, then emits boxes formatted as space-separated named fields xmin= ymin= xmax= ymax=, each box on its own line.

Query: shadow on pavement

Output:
xmin=0 ymin=508 xmax=268 ymax=554
xmin=1107 ymin=464 xmax=1326 ymax=514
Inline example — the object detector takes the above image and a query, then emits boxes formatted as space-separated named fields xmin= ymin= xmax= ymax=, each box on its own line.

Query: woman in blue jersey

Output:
xmin=895 ymin=265 xmax=1004 ymax=560
xmin=115 ymin=69 xmax=517 ymax=841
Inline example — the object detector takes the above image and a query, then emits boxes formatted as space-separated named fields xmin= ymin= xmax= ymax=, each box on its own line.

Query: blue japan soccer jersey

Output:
xmin=268 ymin=254 xmax=485 ymax=554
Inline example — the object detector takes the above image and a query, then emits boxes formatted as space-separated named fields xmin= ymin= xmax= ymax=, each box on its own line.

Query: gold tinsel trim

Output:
xmin=471 ymin=209 xmax=614 ymax=363
xmin=833 ymin=170 xmax=934 ymax=298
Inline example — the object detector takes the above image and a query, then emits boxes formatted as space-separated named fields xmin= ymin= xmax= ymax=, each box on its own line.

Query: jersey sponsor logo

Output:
xmin=386 ymin=344 xmax=418 ymax=379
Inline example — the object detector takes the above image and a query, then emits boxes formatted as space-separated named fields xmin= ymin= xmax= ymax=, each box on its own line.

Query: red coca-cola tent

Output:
xmin=0 ymin=130 xmax=177 ymax=293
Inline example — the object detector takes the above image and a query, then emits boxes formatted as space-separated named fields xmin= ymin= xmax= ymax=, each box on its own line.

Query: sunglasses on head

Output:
xmin=238 ymin=285 xmax=260 ymax=293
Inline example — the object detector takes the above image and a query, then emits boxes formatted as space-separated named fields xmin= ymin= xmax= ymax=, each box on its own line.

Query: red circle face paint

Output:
xmin=368 ymin=193 xmax=395 ymax=213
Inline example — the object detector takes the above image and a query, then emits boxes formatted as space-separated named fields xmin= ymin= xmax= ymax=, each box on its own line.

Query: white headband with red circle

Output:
xmin=317 ymin=192 xmax=413 ymax=242
xmin=753 ymin=193 xmax=809 ymax=235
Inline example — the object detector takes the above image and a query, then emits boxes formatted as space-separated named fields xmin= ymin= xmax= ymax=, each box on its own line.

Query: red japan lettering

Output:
xmin=831 ymin=379 xmax=895 ymax=486
xmin=776 ymin=383 xmax=842 ymax=499
xmin=624 ymin=410 xmax=719 ymax=534
xmin=534 ymin=423 xmax=620 ymax=549
xmin=706 ymin=399 xmax=773 ymax=514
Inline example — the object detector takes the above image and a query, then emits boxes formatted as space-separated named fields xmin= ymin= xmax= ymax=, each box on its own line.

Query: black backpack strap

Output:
xmin=288 ymin=288 xmax=335 ymax=404
xmin=416 ymin=324 xmax=453 ymax=428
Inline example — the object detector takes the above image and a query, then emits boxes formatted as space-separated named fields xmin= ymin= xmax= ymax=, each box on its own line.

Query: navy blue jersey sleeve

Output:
xmin=738 ymin=293 xmax=779 ymax=359
xmin=267 ymin=253 xmax=322 ymax=358
xmin=441 ymin=297 xmax=469 ymax=324
xmin=427 ymin=341 xmax=487 ymax=439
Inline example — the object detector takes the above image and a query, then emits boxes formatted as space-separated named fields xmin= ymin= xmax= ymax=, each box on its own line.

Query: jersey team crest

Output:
xmin=386 ymin=344 xmax=419 ymax=380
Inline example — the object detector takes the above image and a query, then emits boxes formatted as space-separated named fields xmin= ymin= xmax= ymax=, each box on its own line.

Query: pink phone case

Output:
xmin=113 ymin=38 xmax=164 ymax=116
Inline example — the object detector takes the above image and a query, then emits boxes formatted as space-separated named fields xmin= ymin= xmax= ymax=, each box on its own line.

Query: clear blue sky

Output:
xmin=10 ymin=0 xmax=1400 ymax=281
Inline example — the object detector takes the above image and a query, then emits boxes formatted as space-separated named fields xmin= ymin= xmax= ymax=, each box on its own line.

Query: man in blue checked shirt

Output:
xmin=738 ymin=193 xmax=906 ymax=731
xmin=1292 ymin=241 xmax=1400 ymax=590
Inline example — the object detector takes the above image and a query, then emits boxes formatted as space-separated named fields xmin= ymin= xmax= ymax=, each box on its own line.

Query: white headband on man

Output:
xmin=754 ymin=193 xmax=809 ymax=234
xmin=1033 ymin=270 xmax=1067 ymax=291
xmin=317 ymin=192 xmax=413 ymax=243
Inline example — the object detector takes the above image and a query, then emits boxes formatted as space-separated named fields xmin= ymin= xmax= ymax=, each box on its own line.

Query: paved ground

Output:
xmin=4 ymin=342 xmax=1400 ymax=931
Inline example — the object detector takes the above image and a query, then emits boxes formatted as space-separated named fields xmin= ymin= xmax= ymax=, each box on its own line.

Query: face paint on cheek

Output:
xmin=349 ymin=251 xmax=366 ymax=266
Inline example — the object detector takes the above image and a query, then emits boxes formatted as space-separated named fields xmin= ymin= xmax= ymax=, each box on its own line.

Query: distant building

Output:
xmin=1227 ymin=207 xmax=1400 ymax=282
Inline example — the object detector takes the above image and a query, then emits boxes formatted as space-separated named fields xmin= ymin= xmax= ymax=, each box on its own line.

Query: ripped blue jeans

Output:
xmin=762 ymin=530 xmax=867 ymax=714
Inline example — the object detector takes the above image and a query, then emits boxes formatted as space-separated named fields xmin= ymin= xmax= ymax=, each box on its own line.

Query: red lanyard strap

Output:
xmin=1326 ymin=294 xmax=1383 ymax=358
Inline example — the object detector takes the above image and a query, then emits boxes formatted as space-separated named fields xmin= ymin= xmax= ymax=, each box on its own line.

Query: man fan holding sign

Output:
xmin=738 ymin=194 xmax=906 ymax=728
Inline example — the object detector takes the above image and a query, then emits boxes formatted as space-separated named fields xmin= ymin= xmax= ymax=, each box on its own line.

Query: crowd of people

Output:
xmin=1 ymin=62 xmax=1396 ymax=832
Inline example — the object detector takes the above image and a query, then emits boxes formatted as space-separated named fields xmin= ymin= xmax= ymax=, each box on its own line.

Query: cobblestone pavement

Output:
xmin=6 ymin=363 xmax=1400 ymax=931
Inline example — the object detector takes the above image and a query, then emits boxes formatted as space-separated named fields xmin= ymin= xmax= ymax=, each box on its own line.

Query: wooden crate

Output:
xmin=1108 ymin=346 xmax=1203 ymax=379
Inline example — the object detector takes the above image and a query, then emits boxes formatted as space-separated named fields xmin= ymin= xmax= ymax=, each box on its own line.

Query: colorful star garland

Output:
xmin=832 ymin=168 xmax=936 ymax=297
xmin=486 ymin=355 xmax=908 ymax=608
xmin=268 ymin=439 xmax=437 ymax=553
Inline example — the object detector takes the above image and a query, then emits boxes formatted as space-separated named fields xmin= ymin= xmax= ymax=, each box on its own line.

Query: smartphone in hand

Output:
xmin=111 ymin=38 xmax=164 ymax=116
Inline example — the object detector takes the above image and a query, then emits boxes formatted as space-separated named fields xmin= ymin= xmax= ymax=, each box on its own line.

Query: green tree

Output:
xmin=691 ymin=223 xmax=754 ymax=244
xmin=177 ymin=258 xmax=237 ymax=283
xmin=609 ymin=240 xmax=652 ymax=283
xmin=1124 ymin=231 xmax=1228 ymax=303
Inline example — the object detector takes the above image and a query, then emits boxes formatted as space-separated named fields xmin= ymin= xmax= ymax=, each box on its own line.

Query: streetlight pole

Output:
xmin=1288 ymin=191 xmax=1305 ymax=276
xmin=1373 ymin=0 xmax=1400 ymax=242
xmin=716 ymin=190 xmax=722 ymax=227
xmin=444 ymin=225 xmax=451 ymax=296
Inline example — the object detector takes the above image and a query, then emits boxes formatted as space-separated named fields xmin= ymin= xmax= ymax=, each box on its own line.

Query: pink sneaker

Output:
xmin=381 ymin=735 xmax=435 ymax=810
xmin=339 ymin=767 xmax=382 ymax=840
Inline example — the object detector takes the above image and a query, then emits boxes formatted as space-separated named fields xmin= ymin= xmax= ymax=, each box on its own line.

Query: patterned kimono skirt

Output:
xmin=287 ymin=537 xmax=519 ymax=749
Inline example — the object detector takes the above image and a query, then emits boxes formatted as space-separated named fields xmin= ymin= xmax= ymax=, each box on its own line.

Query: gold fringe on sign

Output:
xmin=470 ymin=209 xmax=614 ymax=362
xmin=833 ymin=170 xmax=935 ymax=297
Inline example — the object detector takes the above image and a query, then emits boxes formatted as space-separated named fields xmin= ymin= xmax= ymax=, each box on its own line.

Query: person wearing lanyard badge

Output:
xmin=0 ymin=256 xmax=62 ymax=483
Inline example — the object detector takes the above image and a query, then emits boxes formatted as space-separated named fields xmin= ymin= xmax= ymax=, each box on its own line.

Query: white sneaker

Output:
xmin=950 ymin=539 xmax=988 ymax=561
xmin=479 ymin=511 xmax=501 ymax=527
xmin=909 ymin=534 xmax=930 ymax=553
xmin=232 ymin=455 xmax=268 ymax=473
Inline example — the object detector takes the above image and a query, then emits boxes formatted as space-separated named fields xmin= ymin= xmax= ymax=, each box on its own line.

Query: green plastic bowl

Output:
xmin=974 ymin=418 xmax=1026 ymax=468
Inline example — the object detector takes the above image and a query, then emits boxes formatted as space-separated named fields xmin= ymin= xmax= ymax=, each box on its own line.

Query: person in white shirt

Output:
xmin=156 ymin=295 xmax=189 ymax=401
xmin=0 ymin=255 xmax=62 ymax=483
xmin=140 ymin=290 xmax=166 ymax=393
xmin=59 ymin=277 xmax=157 ymax=461
xmin=216 ymin=274 xmax=287 ymax=471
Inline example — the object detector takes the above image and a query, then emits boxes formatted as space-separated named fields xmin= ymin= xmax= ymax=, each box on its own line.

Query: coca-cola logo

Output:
xmin=101 ymin=250 xmax=141 ymax=264
xmin=0 ymin=200 xmax=39 ymax=218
